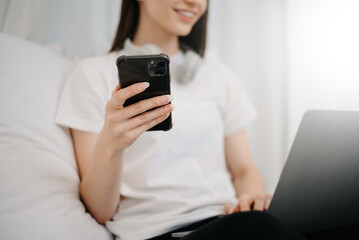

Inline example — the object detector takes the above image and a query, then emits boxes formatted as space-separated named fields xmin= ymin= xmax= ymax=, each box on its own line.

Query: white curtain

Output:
xmin=208 ymin=0 xmax=286 ymax=193
xmin=286 ymin=0 xmax=359 ymax=146
xmin=1 ymin=0 xmax=358 ymax=193
xmin=0 ymin=0 xmax=120 ymax=59
xmin=208 ymin=0 xmax=359 ymax=192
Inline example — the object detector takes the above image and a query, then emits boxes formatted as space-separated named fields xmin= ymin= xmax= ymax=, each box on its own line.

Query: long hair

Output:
xmin=109 ymin=0 xmax=208 ymax=57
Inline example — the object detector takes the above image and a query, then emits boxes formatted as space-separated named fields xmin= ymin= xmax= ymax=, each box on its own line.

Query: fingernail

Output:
xmin=143 ymin=82 xmax=150 ymax=88
xmin=170 ymin=104 xmax=175 ymax=110
xmin=168 ymin=95 xmax=173 ymax=101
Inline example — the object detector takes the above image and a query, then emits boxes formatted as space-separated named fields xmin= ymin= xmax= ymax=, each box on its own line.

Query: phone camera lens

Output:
xmin=148 ymin=60 xmax=166 ymax=76
xmin=158 ymin=67 xmax=165 ymax=74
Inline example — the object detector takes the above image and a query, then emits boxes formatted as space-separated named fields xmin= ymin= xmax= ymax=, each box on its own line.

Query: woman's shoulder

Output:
xmin=74 ymin=51 xmax=121 ymax=74
xmin=66 ymin=50 xmax=123 ymax=88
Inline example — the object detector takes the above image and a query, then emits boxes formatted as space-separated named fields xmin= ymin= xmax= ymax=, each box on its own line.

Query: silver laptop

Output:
xmin=268 ymin=110 xmax=359 ymax=235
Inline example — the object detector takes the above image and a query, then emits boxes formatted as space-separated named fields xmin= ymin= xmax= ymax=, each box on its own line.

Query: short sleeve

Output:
xmin=55 ymin=60 xmax=110 ymax=134
xmin=221 ymin=66 xmax=258 ymax=136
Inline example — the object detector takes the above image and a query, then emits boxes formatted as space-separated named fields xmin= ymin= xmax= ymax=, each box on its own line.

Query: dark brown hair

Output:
xmin=109 ymin=0 xmax=208 ymax=57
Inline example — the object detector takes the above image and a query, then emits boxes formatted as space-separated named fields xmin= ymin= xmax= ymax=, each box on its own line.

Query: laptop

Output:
xmin=268 ymin=110 xmax=359 ymax=237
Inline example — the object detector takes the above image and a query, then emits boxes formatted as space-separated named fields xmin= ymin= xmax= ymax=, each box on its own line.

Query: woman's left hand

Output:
xmin=224 ymin=193 xmax=273 ymax=214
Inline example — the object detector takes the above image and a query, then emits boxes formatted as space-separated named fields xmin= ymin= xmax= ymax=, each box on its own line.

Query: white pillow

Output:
xmin=0 ymin=33 xmax=113 ymax=240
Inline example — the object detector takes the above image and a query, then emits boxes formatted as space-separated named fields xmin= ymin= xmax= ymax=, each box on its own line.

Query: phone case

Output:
xmin=116 ymin=54 xmax=172 ymax=131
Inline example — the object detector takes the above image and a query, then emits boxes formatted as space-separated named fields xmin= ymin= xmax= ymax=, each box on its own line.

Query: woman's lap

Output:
xmin=149 ymin=211 xmax=305 ymax=240
xmin=182 ymin=211 xmax=304 ymax=240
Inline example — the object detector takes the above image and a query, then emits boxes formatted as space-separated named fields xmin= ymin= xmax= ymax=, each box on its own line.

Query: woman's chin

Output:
xmin=174 ymin=27 xmax=194 ymax=37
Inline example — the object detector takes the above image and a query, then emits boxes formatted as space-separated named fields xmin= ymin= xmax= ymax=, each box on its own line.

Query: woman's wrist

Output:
xmin=97 ymin=126 xmax=126 ymax=160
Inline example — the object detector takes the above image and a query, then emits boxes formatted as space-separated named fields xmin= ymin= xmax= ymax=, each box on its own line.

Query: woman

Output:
xmin=55 ymin=0 xmax=303 ymax=239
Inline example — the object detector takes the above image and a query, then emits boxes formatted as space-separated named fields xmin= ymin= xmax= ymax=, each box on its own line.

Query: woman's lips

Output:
xmin=175 ymin=9 xmax=196 ymax=23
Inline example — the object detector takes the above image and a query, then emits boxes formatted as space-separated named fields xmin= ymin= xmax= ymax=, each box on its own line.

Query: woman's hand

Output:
xmin=101 ymin=82 xmax=174 ymax=154
xmin=224 ymin=193 xmax=272 ymax=214
xmin=76 ymin=82 xmax=173 ymax=224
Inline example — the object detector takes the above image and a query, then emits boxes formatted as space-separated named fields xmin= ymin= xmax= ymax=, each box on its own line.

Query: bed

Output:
xmin=0 ymin=32 xmax=113 ymax=240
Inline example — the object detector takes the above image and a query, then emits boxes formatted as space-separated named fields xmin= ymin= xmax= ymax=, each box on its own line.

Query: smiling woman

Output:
xmin=54 ymin=0 xmax=304 ymax=240
xmin=110 ymin=0 xmax=208 ymax=57
xmin=137 ymin=0 xmax=206 ymax=36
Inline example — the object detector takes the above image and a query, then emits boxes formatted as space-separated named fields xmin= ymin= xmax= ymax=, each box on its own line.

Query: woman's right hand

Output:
xmin=102 ymin=82 xmax=174 ymax=154
xmin=76 ymin=82 xmax=172 ymax=223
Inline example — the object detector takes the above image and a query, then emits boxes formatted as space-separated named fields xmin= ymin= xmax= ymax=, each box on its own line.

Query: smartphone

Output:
xmin=116 ymin=53 xmax=172 ymax=131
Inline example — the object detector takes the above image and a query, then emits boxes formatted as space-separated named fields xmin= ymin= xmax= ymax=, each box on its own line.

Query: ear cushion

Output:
xmin=122 ymin=38 xmax=202 ymax=83
xmin=123 ymin=38 xmax=162 ymax=55
xmin=177 ymin=50 xmax=202 ymax=84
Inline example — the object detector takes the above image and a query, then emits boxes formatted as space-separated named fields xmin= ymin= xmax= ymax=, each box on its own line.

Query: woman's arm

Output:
xmin=224 ymin=129 xmax=272 ymax=213
xmin=71 ymin=129 xmax=124 ymax=224
xmin=72 ymin=83 xmax=173 ymax=224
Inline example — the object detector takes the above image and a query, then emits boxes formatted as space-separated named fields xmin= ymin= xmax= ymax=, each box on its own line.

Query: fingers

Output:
xmin=124 ymin=94 xmax=173 ymax=119
xmin=252 ymin=194 xmax=265 ymax=211
xmin=109 ymin=82 xmax=149 ymax=109
xmin=129 ymin=112 xmax=171 ymax=138
xmin=107 ymin=94 xmax=173 ymax=124
xmin=264 ymin=193 xmax=272 ymax=211
xmin=224 ymin=204 xmax=233 ymax=215
xmin=109 ymin=83 xmax=172 ymax=121
xmin=125 ymin=103 xmax=174 ymax=130
xmin=251 ymin=193 xmax=272 ymax=211
xmin=236 ymin=194 xmax=251 ymax=212
xmin=227 ymin=196 xmax=249 ymax=214
xmin=109 ymin=103 xmax=174 ymax=139
xmin=229 ymin=193 xmax=273 ymax=214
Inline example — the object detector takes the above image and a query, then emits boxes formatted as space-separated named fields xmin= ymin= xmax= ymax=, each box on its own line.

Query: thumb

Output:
xmin=224 ymin=204 xmax=233 ymax=215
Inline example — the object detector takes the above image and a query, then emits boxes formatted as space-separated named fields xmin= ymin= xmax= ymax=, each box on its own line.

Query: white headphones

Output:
xmin=123 ymin=39 xmax=202 ymax=84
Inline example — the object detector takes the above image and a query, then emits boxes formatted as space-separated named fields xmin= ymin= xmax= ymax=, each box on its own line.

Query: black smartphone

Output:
xmin=116 ymin=53 xmax=172 ymax=131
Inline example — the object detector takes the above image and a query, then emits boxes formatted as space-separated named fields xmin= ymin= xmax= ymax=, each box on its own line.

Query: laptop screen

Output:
xmin=268 ymin=110 xmax=359 ymax=234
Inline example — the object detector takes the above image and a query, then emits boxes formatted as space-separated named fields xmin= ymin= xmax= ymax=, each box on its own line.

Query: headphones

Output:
xmin=123 ymin=39 xmax=202 ymax=84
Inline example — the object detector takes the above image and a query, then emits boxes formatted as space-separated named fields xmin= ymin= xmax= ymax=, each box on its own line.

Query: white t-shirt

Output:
xmin=55 ymin=49 xmax=258 ymax=240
